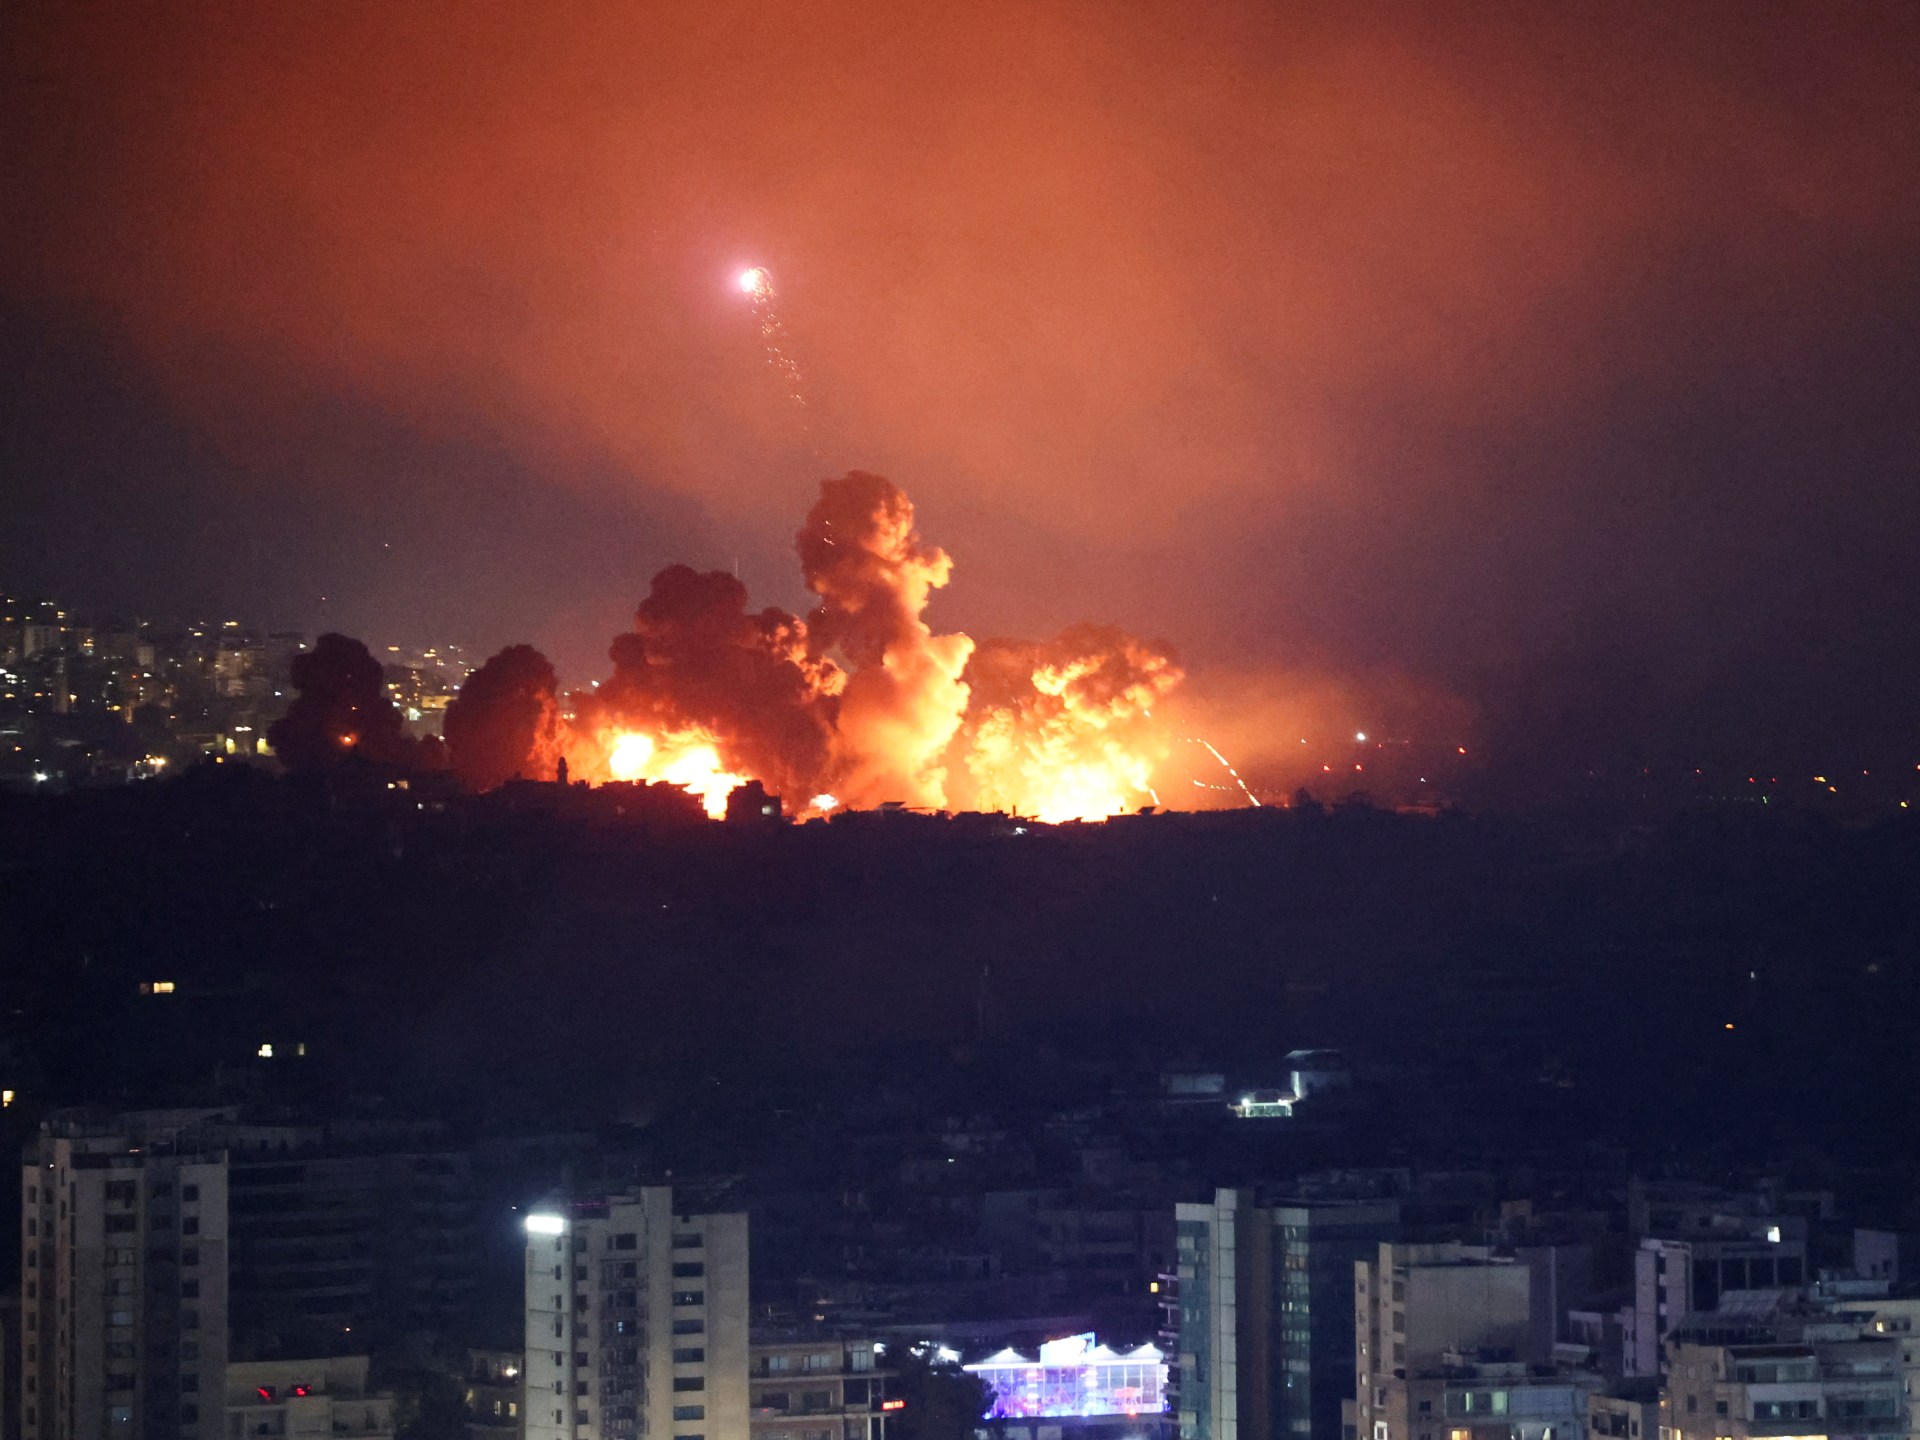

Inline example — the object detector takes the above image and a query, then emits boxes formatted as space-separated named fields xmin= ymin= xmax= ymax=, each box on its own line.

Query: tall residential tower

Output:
xmin=524 ymin=1188 xmax=750 ymax=1440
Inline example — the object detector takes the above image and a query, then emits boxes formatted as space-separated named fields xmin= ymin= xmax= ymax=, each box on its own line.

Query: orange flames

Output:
xmin=599 ymin=727 xmax=747 ymax=819
xmin=946 ymin=627 xmax=1182 ymax=822
xmin=449 ymin=474 xmax=1212 ymax=821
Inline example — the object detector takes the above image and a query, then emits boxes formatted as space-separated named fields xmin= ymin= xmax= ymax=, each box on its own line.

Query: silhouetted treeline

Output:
xmin=2 ymin=766 xmax=1918 ymax=1158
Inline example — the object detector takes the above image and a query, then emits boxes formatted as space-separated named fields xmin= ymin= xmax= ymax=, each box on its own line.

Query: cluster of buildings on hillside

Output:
xmin=0 ymin=593 xmax=465 ymax=789
xmin=8 ymin=1101 xmax=1919 ymax=1440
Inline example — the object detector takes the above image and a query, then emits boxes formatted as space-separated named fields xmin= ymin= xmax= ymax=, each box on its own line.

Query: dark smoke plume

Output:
xmin=267 ymin=632 xmax=415 ymax=772
xmin=580 ymin=564 xmax=843 ymax=802
xmin=443 ymin=643 xmax=563 ymax=790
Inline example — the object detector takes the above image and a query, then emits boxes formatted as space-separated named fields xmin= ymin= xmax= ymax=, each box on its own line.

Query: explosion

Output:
xmin=602 ymin=728 xmax=747 ymax=819
xmin=438 ymin=473 xmax=1200 ymax=821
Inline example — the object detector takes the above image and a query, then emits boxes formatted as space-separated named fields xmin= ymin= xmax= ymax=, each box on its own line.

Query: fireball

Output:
xmin=602 ymin=727 xmax=747 ymax=819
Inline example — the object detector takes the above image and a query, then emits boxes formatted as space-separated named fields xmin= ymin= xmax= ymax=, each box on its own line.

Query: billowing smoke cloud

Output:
xmin=948 ymin=625 xmax=1183 ymax=820
xmin=797 ymin=473 xmax=974 ymax=808
xmin=578 ymin=564 xmax=842 ymax=803
xmin=269 ymin=632 xmax=419 ymax=772
xmin=443 ymin=643 xmax=564 ymax=790
xmin=441 ymin=473 xmax=1194 ymax=819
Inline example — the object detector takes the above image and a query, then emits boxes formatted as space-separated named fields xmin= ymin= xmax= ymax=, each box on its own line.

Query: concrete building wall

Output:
xmin=1401 ymin=1263 xmax=1531 ymax=1371
xmin=225 ymin=1354 xmax=394 ymax=1439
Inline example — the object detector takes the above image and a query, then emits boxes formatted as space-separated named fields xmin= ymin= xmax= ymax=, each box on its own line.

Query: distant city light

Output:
xmin=524 ymin=1213 xmax=567 ymax=1236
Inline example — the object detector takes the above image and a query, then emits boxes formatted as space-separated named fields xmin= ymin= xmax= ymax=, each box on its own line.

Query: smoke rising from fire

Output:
xmin=442 ymin=472 xmax=1190 ymax=820
xmin=798 ymin=473 xmax=974 ymax=809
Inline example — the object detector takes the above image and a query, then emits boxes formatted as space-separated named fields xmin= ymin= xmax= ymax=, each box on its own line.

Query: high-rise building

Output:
xmin=523 ymin=1188 xmax=750 ymax=1440
xmin=1173 ymin=1189 xmax=1399 ymax=1440
xmin=226 ymin=1147 xmax=479 ymax=1358
xmin=19 ymin=1120 xmax=231 ymax=1440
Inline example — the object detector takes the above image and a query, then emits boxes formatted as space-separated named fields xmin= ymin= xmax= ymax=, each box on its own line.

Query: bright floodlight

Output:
xmin=524 ymin=1213 xmax=567 ymax=1236
xmin=738 ymin=266 xmax=770 ymax=296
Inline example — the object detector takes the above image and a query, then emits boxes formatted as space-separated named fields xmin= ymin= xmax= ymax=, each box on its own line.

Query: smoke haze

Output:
xmin=4 ymin=1 xmax=1919 ymax=779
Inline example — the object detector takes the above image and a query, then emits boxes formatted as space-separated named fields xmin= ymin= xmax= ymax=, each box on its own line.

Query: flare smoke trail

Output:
xmin=737 ymin=266 xmax=810 ymax=424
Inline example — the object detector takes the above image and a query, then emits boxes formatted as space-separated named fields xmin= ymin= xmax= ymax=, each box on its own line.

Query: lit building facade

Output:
xmin=523 ymin=1188 xmax=750 ymax=1440
xmin=969 ymin=1333 xmax=1166 ymax=1419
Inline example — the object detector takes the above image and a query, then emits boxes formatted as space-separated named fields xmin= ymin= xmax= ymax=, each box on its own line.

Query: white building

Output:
xmin=524 ymin=1188 xmax=750 ymax=1440
xmin=20 ymin=1118 xmax=230 ymax=1440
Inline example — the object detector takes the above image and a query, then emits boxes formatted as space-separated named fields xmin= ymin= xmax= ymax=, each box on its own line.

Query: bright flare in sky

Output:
xmin=738 ymin=266 xmax=771 ymax=297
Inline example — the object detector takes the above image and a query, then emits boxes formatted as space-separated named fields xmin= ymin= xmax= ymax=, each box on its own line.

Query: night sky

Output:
xmin=4 ymin=1 xmax=1917 ymax=784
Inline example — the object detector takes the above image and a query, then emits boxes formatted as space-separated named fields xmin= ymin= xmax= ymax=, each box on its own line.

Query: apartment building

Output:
xmin=748 ymin=1332 xmax=891 ymax=1440
xmin=1358 ymin=1356 xmax=1597 ymax=1440
xmin=1662 ymin=1305 xmax=1904 ymax=1440
xmin=19 ymin=1119 xmax=230 ymax=1440
xmin=1847 ymin=1297 xmax=1920 ymax=1440
xmin=523 ymin=1188 xmax=750 ymax=1440
xmin=464 ymin=1348 xmax=525 ymax=1440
